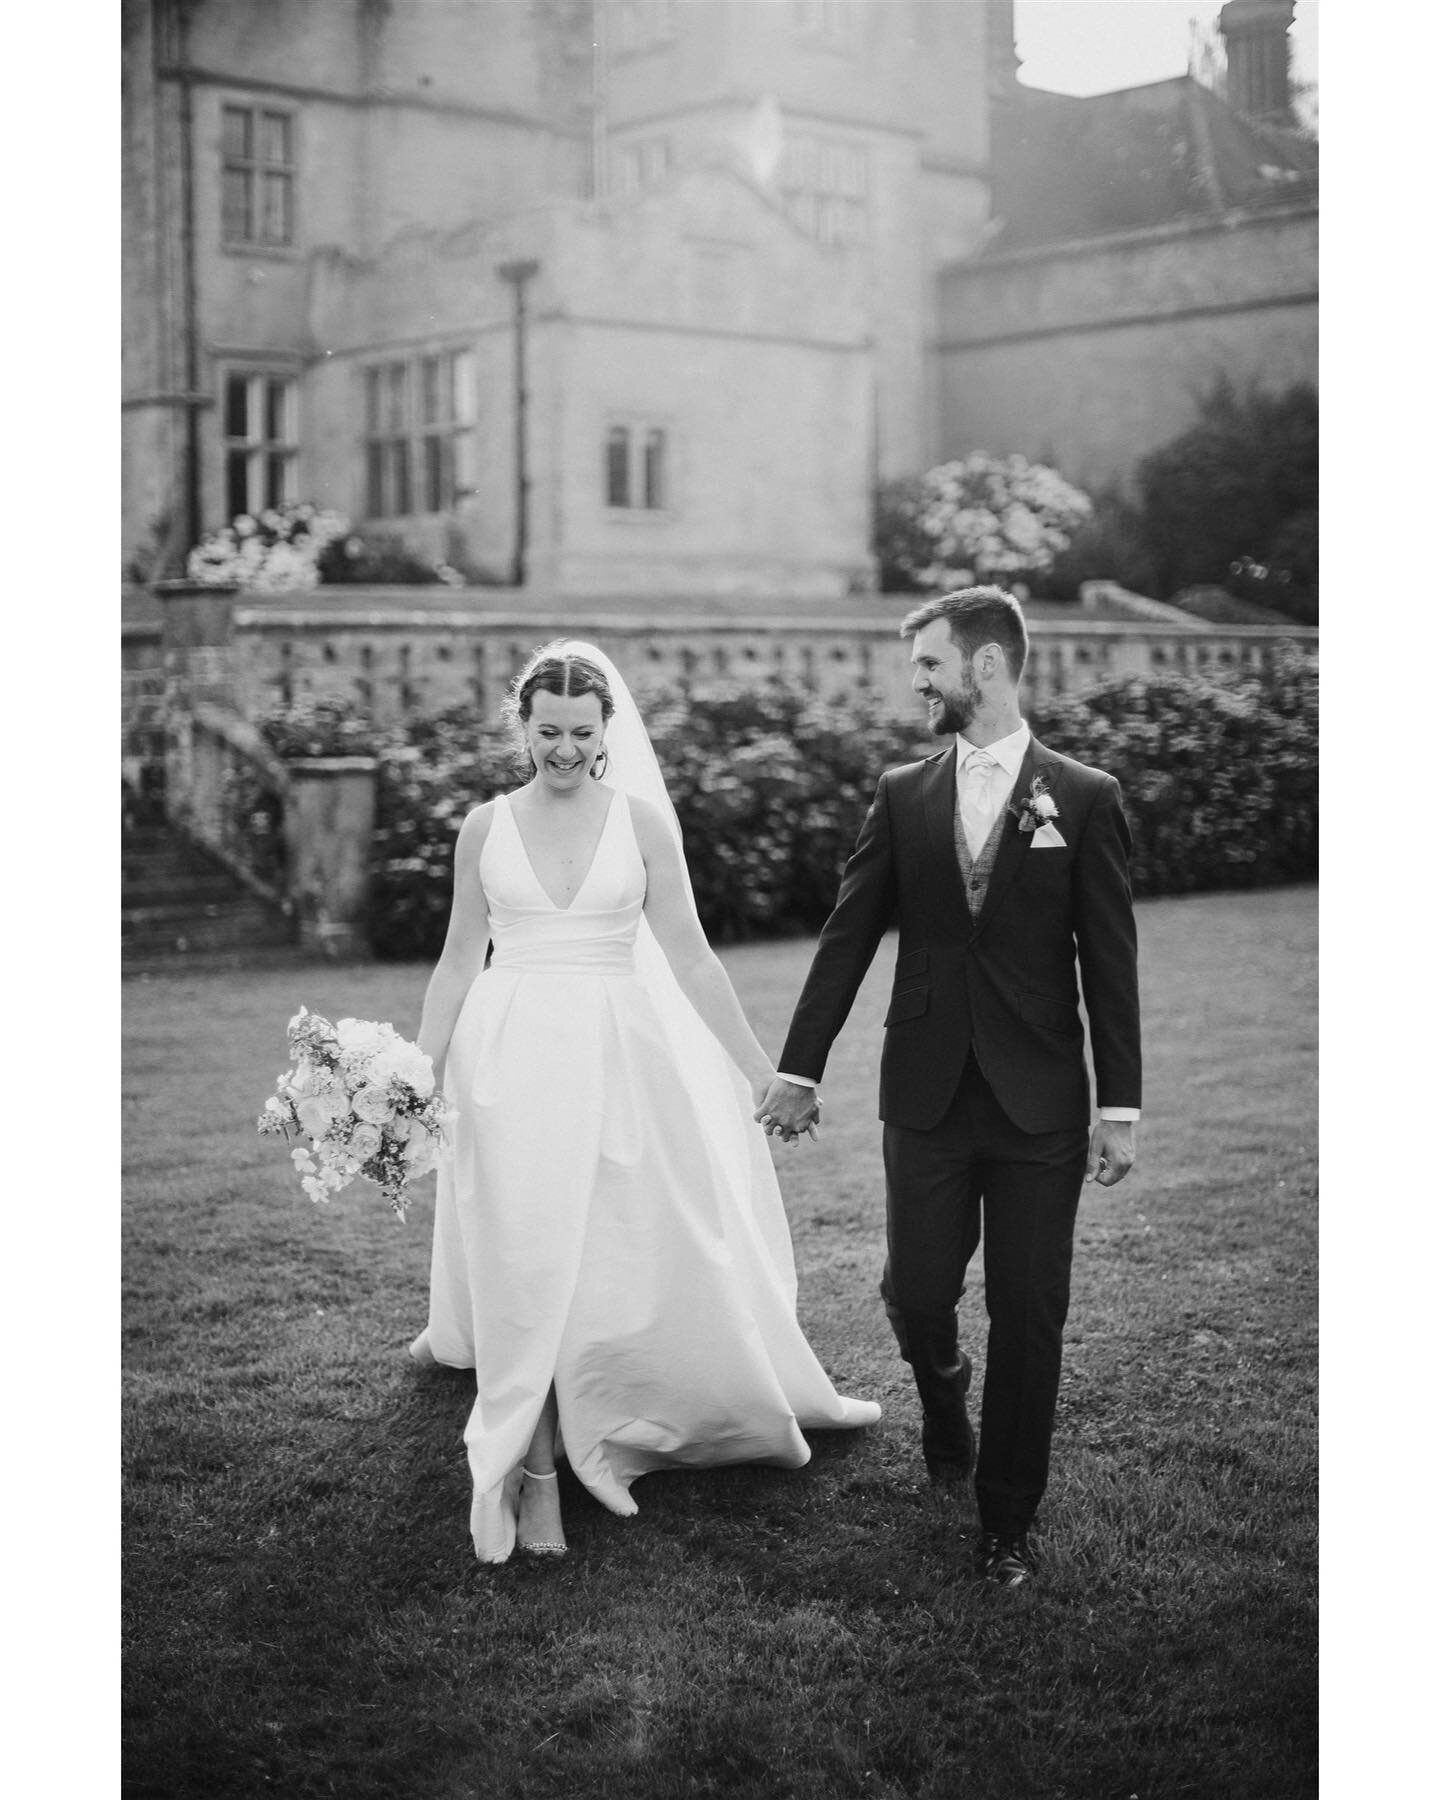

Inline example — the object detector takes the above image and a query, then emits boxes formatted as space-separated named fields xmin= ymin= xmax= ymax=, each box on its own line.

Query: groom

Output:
xmin=758 ymin=587 xmax=1141 ymax=1588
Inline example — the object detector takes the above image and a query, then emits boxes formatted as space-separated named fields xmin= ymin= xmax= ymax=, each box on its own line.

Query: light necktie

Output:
xmin=960 ymin=749 xmax=997 ymax=859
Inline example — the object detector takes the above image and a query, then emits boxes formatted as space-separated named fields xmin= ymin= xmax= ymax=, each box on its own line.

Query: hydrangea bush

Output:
xmin=880 ymin=454 xmax=1094 ymax=593
xmin=242 ymin=649 xmax=1316 ymax=957
xmin=186 ymin=502 xmax=468 ymax=590
xmin=187 ymin=501 xmax=351 ymax=591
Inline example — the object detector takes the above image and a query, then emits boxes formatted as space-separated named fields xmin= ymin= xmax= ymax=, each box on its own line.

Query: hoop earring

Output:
xmin=590 ymin=746 xmax=610 ymax=780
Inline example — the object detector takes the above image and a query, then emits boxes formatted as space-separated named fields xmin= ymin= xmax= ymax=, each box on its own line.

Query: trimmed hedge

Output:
xmin=248 ymin=650 xmax=1316 ymax=959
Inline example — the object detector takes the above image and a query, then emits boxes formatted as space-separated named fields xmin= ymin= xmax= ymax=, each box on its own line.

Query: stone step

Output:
xmin=122 ymin=900 xmax=295 ymax=960
xmin=122 ymin=866 xmax=250 ymax=906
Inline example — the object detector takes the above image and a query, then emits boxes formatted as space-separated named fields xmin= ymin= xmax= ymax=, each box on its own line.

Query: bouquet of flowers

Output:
xmin=258 ymin=1007 xmax=453 ymax=1218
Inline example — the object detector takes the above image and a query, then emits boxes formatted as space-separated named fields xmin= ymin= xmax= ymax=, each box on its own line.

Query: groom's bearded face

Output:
xmin=915 ymin=647 xmax=983 ymax=736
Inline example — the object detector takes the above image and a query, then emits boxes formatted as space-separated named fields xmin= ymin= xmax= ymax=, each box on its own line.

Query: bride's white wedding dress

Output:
xmin=410 ymin=788 xmax=880 ymax=1562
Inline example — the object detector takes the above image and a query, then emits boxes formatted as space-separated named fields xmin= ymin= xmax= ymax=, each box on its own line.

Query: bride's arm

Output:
xmin=631 ymin=797 xmax=775 ymax=1099
xmin=415 ymin=804 xmax=494 ymax=1081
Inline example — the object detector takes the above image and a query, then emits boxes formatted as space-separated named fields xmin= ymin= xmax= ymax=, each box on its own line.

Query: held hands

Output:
xmin=1086 ymin=1119 xmax=1136 ymax=1187
xmin=754 ymin=1077 xmax=823 ymax=1145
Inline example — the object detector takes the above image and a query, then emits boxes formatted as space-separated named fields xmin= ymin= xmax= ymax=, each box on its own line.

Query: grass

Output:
xmin=122 ymin=887 xmax=1317 ymax=1800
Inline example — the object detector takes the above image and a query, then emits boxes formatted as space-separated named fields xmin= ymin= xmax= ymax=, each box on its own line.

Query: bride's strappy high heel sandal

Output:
xmin=516 ymin=1467 xmax=567 ymax=1558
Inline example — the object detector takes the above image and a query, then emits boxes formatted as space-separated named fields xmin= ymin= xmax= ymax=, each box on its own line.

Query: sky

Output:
xmin=1014 ymin=0 xmax=1318 ymax=101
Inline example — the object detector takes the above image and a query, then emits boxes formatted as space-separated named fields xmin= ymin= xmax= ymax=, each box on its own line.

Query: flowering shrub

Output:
xmin=877 ymin=454 xmax=1094 ymax=594
xmin=246 ymin=651 xmax=1316 ymax=958
xmin=316 ymin=529 xmax=463 ymax=587
xmin=366 ymin=710 xmax=519 ymax=960
xmin=645 ymin=684 xmax=927 ymax=940
xmin=187 ymin=501 xmax=351 ymax=591
xmin=188 ymin=503 xmax=469 ymax=590
xmin=1026 ymin=645 xmax=1318 ymax=895
xmin=256 ymin=697 xmax=384 ymax=762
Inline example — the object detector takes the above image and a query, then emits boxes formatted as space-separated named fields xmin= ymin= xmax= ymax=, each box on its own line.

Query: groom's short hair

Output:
xmin=900 ymin=587 xmax=1029 ymax=682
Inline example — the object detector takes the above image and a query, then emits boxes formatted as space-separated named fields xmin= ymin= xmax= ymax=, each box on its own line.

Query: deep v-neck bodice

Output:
xmin=479 ymin=790 xmax=647 ymax=975
xmin=504 ymin=789 xmax=619 ymax=912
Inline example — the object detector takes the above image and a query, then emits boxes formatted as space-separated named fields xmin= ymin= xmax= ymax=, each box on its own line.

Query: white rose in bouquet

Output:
xmin=403 ymin=1131 xmax=442 ymax=1177
xmin=337 ymin=1017 xmax=392 ymax=1054
xmin=296 ymin=1090 xmax=348 ymax=1139
xmin=352 ymin=1084 xmax=395 ymax=1124
xmin=347 ymin=1122 xmax=383 ymax=1161
xmin=369 ymin=1040 xmax=436 ymax=1097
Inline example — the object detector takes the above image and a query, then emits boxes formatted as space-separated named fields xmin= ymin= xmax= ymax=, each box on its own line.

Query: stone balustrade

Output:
xmin=220 ymin=594 xmax=1313 ymax=726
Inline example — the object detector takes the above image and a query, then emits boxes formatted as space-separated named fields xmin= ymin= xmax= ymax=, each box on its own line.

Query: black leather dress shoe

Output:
xmin=921 ymin=1350 xmax=976 ymax=1484
xmin=973 ymin=1532 xmax=1035 ymax=1587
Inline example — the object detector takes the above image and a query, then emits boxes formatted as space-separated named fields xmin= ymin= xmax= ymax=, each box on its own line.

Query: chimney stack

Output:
xmin=1218 ymin=0 xmax=1296 ymax=125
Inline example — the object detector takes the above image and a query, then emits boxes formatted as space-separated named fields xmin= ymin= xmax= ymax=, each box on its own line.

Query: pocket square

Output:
xmin=1029 ymin=822 xmax=1066 ymax=848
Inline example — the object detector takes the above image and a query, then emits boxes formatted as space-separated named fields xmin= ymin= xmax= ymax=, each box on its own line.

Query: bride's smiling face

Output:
xmin=525 ymin=690 xmax=606 ymax=790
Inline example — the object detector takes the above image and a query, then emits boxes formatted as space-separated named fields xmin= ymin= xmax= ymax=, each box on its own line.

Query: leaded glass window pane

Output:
xmin=643 ymin=429 xmax=666 ymax=509
xmin=226 ymin=449 xmax=250 ymax=520
xmin=222 ymin=167 xmax=252 ymax=243
xmin=224 ymin=375 xmax=250 ymax=440
xmin=606 ymin=427 xmax=630 ymax=507
xmin=222 ymin=106 xmax=251 ymax=159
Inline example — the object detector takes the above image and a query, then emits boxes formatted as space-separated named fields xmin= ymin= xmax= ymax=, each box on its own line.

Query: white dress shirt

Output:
xmin=778 ymin=725 xmax=1139 ymax=1125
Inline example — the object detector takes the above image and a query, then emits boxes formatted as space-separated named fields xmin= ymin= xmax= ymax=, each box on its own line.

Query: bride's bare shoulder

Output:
xmin=625 ymin=794 xmax=680 ymax=857
xmin=457 ymin=797 xmax=502 ymax=843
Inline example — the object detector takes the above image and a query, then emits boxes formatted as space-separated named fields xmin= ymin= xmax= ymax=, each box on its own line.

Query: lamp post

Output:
xmin=497 ymin=258 xmax=540 ymax=590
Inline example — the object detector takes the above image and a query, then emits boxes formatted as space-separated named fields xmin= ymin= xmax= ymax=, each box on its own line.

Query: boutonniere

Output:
xmin=1009 ymin=775 xmax=1060 ymax=834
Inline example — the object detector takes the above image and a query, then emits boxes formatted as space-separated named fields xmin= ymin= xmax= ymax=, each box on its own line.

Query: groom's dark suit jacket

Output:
xmin=779 ymin=737 xmax=1141 ymax=1134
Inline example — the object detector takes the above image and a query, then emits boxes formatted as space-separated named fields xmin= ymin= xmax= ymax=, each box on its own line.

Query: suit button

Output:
xmin=970 ymin=878 xmax=981 ymax=889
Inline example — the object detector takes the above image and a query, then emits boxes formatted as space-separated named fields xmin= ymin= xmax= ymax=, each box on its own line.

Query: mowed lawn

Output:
xmin=122 ymin=887 xmax=1317 ymax=1800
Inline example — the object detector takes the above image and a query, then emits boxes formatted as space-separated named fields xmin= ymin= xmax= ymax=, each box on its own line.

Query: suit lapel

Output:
xmin=921 ymin=744 xmax=969 ymax=914
xmin=974 ymin=737 xmax=1046 ymax=934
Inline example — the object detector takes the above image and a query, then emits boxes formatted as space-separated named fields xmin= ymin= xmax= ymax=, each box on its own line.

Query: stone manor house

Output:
xmin=123 ymin=0 xmax=1317 ymax=601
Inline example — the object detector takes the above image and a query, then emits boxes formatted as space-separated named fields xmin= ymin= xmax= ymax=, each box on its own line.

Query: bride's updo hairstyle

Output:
xmin=507 ymin=643 xmax=616 ymax=777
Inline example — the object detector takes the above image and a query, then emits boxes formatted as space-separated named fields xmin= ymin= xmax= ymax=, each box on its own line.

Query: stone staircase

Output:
xmin=122 ymin=812 xmax=299 ymax=970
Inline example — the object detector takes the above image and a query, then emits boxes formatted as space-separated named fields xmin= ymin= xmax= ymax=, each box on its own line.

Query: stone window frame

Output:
xmin=603 ymin=414 xmax=673 ymax=518
xmin=220 ymin=100 xmax=297 ymax=251
xmin=221 ymin=367 xmax=300 ymax=520
xmin=360 ymin=347 xmax=478 ymax=521
xmin=778 ymin=130 xmax=870 ymax=246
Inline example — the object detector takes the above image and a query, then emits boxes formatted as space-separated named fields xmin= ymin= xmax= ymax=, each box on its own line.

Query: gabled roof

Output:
xmin=985 ymin=75 xmax=1317 ymax=255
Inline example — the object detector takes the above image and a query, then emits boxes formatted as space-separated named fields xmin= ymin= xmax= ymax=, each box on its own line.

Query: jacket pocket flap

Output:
xmin=1018 ymin=990 xmax=1075 ymax=1033
xmin=884 ymin=986 xmax=929 ymax=1027
xmin=894 ymin=949 xmax=929 ymax=979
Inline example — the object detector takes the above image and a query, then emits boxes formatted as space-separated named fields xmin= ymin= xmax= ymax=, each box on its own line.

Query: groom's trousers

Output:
xmin=880 ymin=1051 xmax=1088 ymax=1537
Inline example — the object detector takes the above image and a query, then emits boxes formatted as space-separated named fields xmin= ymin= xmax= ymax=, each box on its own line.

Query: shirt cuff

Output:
xmin=775 ymin=1072 xmax=819 ymax=1089
xmin=1098 ymin=1107 xmax=1140 ymax=1122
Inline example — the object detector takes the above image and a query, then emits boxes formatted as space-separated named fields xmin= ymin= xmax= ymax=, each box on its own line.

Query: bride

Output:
xmin=410 ymin=640 xmax=880 ymax=1563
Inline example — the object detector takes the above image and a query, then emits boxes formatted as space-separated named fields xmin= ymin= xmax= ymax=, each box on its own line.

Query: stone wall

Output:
xmin=934 ymin=200 xmax=1318 ymax=494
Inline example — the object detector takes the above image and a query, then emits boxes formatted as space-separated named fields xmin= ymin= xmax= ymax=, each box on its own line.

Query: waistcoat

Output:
xmin=953 ymin=800 xmax=1009 ymax=921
